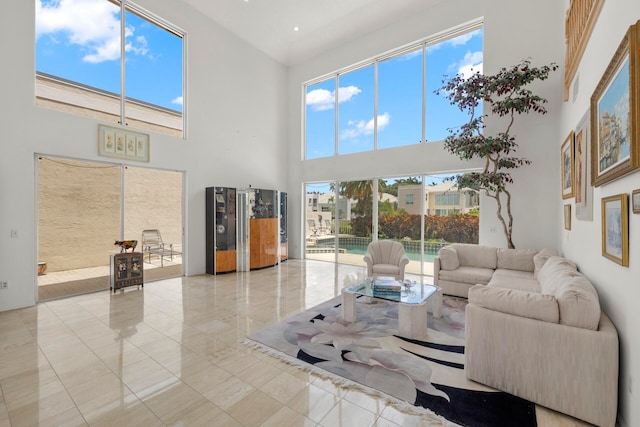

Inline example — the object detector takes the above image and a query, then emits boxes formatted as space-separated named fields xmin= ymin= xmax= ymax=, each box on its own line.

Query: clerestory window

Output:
xmin=304 ymin=22 xmax=483 ymax=159
xmin=35 ymin=0 xmax=185 ymax=138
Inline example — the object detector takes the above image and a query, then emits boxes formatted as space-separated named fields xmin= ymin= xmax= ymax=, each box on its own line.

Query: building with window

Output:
xmin=398 ymin=182 xmax=479 ymax=215
xmin=1 ymin=1 xmax=639 ymax=426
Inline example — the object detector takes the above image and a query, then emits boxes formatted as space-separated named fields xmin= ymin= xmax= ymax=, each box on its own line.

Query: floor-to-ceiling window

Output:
xmin=303 ymin=173 xmax=480 ymax=277
xmin=37 ymin=156 xmax=183 ymax=301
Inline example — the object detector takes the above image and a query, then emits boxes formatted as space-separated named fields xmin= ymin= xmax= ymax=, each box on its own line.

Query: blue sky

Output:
xmin=35 ymin=0 xmax=183 ymax=112
xmin=305 ymin=28 xmax=483 ymax=159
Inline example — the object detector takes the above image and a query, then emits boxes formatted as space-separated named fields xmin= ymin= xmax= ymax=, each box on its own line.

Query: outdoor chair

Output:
xmin=307 ymin=219 xmax=319 ymax=236
xmin=141 ymin=229 xmax=178 ymax=267
xmin=323 ymin=219 xmax=332 ymax=235
xmin=363 ymin=240 xmax=410 ymax=281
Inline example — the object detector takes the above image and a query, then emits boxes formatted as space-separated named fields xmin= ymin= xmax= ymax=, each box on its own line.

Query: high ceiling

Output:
xmin=180 ymin=0 xmax=444 ymax=66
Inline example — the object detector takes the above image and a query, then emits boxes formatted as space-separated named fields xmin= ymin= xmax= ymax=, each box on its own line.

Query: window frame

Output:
xmin=302 ymin=19 xmax=483 ymax=160
xmin=35 ymin=0 xmax=187 ymax=139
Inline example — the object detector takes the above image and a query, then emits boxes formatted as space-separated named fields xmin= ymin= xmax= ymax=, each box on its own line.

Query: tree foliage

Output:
xmin=435 ymin=59 xmax=558 ymax=248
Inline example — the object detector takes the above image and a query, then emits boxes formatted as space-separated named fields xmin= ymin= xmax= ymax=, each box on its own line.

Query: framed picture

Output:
xmin=632 ymin=189 xmax=640 ymax=214
xmin=601 ymin=193 xmax=629 ymax=266
xmin=591 ymin=21 xmax=640 ymax=187
xmin=98 ymin=124 xmax=150 ymax=162
xmin=564 ymin=204 xmax=571 ymax=230
xmin=561 ymin=131 xmax=575 ymax=199
xmin=575 ymin=110 xmax=593 ymax=220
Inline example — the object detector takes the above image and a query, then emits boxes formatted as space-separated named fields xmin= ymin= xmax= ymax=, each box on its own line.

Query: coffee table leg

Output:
xmin=398 ymin=302 xmax=428 ymax=340
xmin=430 ymin=286 xmax=443 ymax=319
xmin=342 ymin=291 xmax=357 ymax=322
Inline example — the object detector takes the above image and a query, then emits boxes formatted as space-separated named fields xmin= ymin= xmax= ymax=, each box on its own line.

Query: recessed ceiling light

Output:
xmin=293 ymin=26 xmax=300 ymax=32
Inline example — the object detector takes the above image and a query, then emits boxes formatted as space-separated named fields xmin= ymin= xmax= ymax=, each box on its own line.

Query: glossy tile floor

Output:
xmin=0 ymin=260 xmax=585 ymax=427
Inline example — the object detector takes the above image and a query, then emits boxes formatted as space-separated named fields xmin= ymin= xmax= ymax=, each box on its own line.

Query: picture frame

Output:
xmin=561 ymin=131 xmax=575 ymax=199
xmin=98 ymin=124 xmax=149 ymax=162
xmin=590 ymin=21 xmax=640 ymax=187
xmin=601 ymin=193 xmax=629 ymax=266
xmin=632 ymin=189 xmax=640 ymax=214
xmin=564 ymin=204 xmax=571 ymax=230
xmin=575 ymin=109 xmax=593 ymax=221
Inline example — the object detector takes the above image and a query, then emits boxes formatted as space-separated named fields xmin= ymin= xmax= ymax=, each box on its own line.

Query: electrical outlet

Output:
xmin=0 ymin=281 xmax=8 ymax=289
xmin=489 ymin=226 xmax=497 ymax=233
xmin=10 ymin=229 xmax=18 ymax=238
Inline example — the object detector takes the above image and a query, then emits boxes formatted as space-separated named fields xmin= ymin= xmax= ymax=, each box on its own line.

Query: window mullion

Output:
xmin=374 ymin=62 xmax=378 ymax=150
xmin=334 ymin=77 xmax=339 ymax=156
xmin=119 ymin=1 xmax=126 ymax=125
xmin=422 ymin=44 xmax=426 ymax=144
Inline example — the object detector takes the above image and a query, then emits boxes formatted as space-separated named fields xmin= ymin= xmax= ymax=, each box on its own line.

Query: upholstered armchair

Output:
xmin=363 ymin=240 xmax=410 ymax=281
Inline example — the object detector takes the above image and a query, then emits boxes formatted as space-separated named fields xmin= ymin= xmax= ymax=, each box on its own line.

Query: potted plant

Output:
xmin=436 ymin=59 xmax=558 ymax=248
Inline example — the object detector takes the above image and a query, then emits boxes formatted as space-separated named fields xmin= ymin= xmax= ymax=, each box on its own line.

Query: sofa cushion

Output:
xmin=438 ymin=246 xmax=460 ymax=270
xmin=533 ymin=248 xmax=559 ymax=279
xmin=497 ymin=248 xmax=537 ymax=272
xmin=489 ymin=269 xmax=540 ymax=293
xmin=538 ymin=256 xmax=600 ymax=330
xmin=451 ymin=244 xmax=497 ymax=269
xmin=538 ymin=256 xmax=578 ymax=296
xmin=468 ymin=285 xmax=559 ymax=323
xmin=555 ymin=275 xmax=601 ymax=330
xmin=438 ymin=266 xmax=494 ymax=286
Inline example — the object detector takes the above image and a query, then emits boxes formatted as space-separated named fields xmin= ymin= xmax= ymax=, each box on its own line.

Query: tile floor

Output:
xmin=0 ymin=259 xmax=584 ymax=426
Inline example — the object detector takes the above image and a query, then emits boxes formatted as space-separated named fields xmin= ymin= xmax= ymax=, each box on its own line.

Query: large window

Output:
xmin=304 ymin=23 xmax=483 ymax=159
xmin=35 ymin=0 xmax=185 ymax=137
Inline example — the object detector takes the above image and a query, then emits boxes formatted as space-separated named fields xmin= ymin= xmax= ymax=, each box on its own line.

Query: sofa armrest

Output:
xmin=363 ymin=253 xmax=373 ymax=277
xmin=468 ymin=284 xmax=559 ymax=324
xmin=433 ymin=256 xmax=441 ymax=286
xmin=465 ymin=305 xmax=618 ymax=427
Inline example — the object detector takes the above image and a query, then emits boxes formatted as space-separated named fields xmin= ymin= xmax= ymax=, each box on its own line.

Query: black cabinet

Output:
xmin=110 ymin=252 xmax=143 ymax=292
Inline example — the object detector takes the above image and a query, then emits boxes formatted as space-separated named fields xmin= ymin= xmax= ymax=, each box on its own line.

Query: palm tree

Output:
xmin=339 ymin=180 xmax=385 ymax=215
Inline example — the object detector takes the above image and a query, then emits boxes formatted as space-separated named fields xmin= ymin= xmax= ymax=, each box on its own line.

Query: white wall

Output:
xmin=559 ymin=1 xmax=640 ymax=425
xmin=287 ymin=0 xmax=564 ymax=258
xmin=0 ymin=0 xmax=288 ymax=312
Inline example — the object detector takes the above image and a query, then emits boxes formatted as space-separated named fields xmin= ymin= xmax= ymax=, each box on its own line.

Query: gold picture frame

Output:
xmin=98 ymin=124 xmax=150 ymax=162
xmin=601 ymin=193 xmax=629 ymax=266
xmin=590 ymin=20 xmax=640 ymax=187
xmin=564 ymin=204 xmax=571 ymax=230
xmin=632 ymin=188 xmax=640 ymax=214
xmin=561 ymin=131 xmax=575 ymax=199
xmin=575 ymin=109 xmax=593 ymax=220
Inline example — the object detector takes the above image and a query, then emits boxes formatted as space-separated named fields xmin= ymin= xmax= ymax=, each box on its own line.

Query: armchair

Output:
xmin=363 ymin=240 xmax=410 ymax=281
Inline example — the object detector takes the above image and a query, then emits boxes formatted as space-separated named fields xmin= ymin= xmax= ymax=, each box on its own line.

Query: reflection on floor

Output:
xmin=38 ymin=256 xmax=182 ymax=301
xmin=2 ymin=259 xmax=584 ymax=426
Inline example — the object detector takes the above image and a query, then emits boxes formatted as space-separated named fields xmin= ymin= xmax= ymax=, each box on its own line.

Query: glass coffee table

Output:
xmin=342 ymin=278 xmax=442 ymax=340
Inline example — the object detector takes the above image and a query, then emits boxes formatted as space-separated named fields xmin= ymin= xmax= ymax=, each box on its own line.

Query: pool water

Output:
xmin=341 ymin=245 xmax=437 ymax=262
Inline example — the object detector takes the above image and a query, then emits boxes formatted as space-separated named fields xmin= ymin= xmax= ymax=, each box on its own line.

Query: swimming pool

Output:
xmin=340 ymin=245 xmax=437 ymax=262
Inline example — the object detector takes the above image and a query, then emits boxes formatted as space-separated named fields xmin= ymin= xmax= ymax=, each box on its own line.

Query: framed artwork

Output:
xmin=98 ymin=124 xmax=150 ymax=162
xmin=591 ymin=21 xmax=640 ymax=187
xmin=601 ymin=193 xmax=629 ymax=266
xmin=575 ymin=110 xmax=593 ymax=220
xmin=564 ymin=204 xmax=571 ymax=230
xmin=632 ymin=189 xmax=640 ymax=214
xmin=561 ymin=131 xmax=575 ymax=199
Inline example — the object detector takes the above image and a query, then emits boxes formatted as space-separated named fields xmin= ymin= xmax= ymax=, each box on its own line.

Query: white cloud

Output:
xmin=426 ymin=28 xmax=482 ymax=53
xmin=171 ymin=96 xmax=183 ymax=106
xmin=306 ymin=85 xmax=361 ymax=111
xmin=456 ymin=50 xmax=483 ymax=78
xmin=340 ymin=112 xmax=390 ymax=140
xmin=36 ymin=0 xmax=149 ymax=64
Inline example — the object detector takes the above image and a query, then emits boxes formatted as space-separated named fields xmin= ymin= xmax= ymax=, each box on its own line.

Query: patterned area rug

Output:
xmin=245 ymin=295 xmax=537 ymax=427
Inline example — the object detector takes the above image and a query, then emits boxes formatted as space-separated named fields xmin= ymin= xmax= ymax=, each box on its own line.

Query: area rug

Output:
xmin=245 ymin=295 xmax=537 ymax=427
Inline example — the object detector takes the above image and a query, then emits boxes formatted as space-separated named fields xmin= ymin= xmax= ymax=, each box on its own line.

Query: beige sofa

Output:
xmin=435 ymin=244 xmax=619 ymax=426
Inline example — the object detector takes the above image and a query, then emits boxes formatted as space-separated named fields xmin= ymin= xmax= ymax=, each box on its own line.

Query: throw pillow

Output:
xmin=439 ymin=247 xmax=460 ymax=270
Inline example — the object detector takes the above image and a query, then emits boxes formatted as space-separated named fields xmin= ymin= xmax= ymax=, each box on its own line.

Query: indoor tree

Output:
xmin=436 ymin=59 xmax=558 ymax=249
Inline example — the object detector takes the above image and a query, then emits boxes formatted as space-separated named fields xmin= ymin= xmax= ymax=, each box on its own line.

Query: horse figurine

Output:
xmin=114 ymin=240 xmax=138 ymax=253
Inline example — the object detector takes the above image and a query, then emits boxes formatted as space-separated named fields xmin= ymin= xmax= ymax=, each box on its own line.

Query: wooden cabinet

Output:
xmin=250 ymin=218 xmax=279 ymax=269
xmin=110 ymin=252 xmax=143 ymax=292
